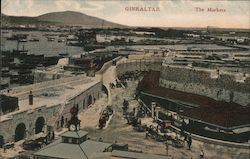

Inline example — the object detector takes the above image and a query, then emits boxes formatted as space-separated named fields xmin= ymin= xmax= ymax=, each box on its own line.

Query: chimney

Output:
xmin=29 ymin=91 xmax=33 ymax=105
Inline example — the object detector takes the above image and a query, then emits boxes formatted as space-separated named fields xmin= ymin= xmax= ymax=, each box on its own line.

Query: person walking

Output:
xmin=187 ymin=134 xmax=192 ymax=150
xmin=52 ymin=131 xmax=55 ymax=140
xmin=200 ymin=149 xmax=204 ymax=158
xmin=98 ymin=137 xmax=103 ymax=142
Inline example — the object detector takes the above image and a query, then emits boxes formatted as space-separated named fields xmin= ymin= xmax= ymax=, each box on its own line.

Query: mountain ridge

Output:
xmin=2 ymin=11 xmax=125 ymax=28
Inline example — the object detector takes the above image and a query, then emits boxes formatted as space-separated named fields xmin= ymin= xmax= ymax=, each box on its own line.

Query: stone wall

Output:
xmin=160 ymin=66 xmax=250 ymax=93
xmin=116 ymin=59 xmax=163 ymax=76
xmin=60 ymin=82 xmax=102 ymax=123
xmin=115 ymin=59 xmax=250 ymax=106
xmin=1 ymin=75 xmax=90 ymax=100
xmin=0 ymin=75 xmax=87 ymax=95
xmin=159 ymin=65 xmax=250 ymax=106
xmin=0 ymin=105 xmax=58 ymax=143
xmin=1 ymin=57 xmax=249 ymax=144
xmin=0 ymin=81 xmax=102 ymax=142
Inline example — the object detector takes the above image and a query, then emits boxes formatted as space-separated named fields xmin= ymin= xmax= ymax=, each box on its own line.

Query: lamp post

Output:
xmin=151 ymin=102 xmax=156 ymax=119
xmin=155 ymin=106 xmax=160 ymax=121
xmin=165 ymin=142 xmax=169 ymax=156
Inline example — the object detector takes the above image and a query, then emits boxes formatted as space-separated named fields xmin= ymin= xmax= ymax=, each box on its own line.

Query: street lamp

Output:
xmin=165 ymin=142 xmax=169 ymax=156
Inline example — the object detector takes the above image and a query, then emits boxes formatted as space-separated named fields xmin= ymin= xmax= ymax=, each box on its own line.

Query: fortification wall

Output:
xmin=159 ymin=66 xmax=250 ymax=106
xmin=115 ymin=59 xmax=250 ymax=106
xmin=0 ymin=81 xmax=102 ymax=142
xmin=1 ymin=75 xmax=86 ymax=94
xmin=0 ymin=105 xmax=58 ymax=143
xmin=0 ymin=75 xmax=91 ymax=100
xmin=160 ymin=66 xmax=250 ymax=93
xmin=60 ymin=81 xmax=102 ymax=122
xmin=116 ymin=59 xmax=162 ymax=76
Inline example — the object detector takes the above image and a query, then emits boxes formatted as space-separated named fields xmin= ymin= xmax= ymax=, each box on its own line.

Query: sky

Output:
xmin=1 ymin=0 xmax=250 ymax=29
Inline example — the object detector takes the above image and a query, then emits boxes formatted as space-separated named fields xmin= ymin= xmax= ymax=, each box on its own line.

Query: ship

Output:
xmin=83 ymin=44 xmax=105 ymax=51
xmin=7 ymin=34 xmax=28 ymax=41
xmin=59 ymin=53 xmax=69 ymax=57
xmin=58 ymin=39 xmax=65 ymax=43
xmin=18 ymin=39 xmax=28 ymax=42
xmin=29 ymin=38 xmax=39 ymax=42
xmin=47 ymin=37 xmax=55 ymax=42
xmin=1 ymin=49 xmax=60 ymax=88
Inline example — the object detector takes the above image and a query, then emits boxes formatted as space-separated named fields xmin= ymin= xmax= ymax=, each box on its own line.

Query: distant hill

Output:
xmin=2 ymin=11 xmax=125 ymax=28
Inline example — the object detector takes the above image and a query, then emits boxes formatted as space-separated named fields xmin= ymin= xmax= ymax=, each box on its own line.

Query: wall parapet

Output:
xmin=0 ymin=75 xmax=86 ymax=95
xmin=115 ymin=59 xmax=249 ymax=106
xmin=160 ymin=65 xmax=250 ymax=94
xmin=96 ymin=56 xmax=123 ymax=74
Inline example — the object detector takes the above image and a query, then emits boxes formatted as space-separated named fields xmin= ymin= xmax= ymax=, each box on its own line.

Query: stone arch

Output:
xmin=65 ymin=118 xmax=68 ymax=125
xmin=61 ymin=116 xmax=65 ymax=128
xmin=0 ymin=135 xmax=4 ymax=148
xmin=87 ymin=95 xmax=93 ymax=106
xmin=102 ymin=85 xmax=109 ymax=96
xmin=82 ymin=99 xmax=85 ymax=109
xmin=102 ymin=84 xmax=111 ymax=103
xmin=15 ymin=123 xmax=26 ymax=141
xmin=35 ymin=116 xmax=45 ymax=134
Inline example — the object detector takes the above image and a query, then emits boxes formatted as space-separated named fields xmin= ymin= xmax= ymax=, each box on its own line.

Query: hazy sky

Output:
xmin=2 ymin=0 xmax=250 ymax=28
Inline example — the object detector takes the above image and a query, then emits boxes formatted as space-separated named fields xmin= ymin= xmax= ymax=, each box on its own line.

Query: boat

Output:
xmin=29 ymin=38 xmax=39 ymax=42
xmin=58 ymin=39 xmax=65 ymax=43
xmin=7 ymin=34 xmax=28 ymax=41
xmin=83 ymin=44 xmax=105 ymax=51
xmin=59 ymin=34 xmax=68 ymax=37
xmin=2 ymin=30 xmax=9 ymax=34
xmin=18 ymin=39 xmax=28 ymax=42
xmin=13 ymin=49 xmax=28 ymax=54
xmin=47 ymin=37 xmax=55 ymax=42
xmin=59 ymin=53 xmax=69 ymax=57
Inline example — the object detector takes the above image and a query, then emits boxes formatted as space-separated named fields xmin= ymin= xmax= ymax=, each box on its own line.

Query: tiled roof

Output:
xmin=34 ymin=138 xmax=112 ymax=159
xmin=61 ymin=130 xmax=88 ymax=138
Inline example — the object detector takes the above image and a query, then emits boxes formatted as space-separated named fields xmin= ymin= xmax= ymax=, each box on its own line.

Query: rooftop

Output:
xmin=0 ymin=75 xmax=101 ymax=122
xmin=112 ymin=150 xmax=172 ymax=159
xmin=34 ymin=138 xmax=112 ymax=159
xmin=61 ymin=130 xmax=88 ymax=138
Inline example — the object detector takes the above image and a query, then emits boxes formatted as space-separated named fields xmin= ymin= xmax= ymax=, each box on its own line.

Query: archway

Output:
xmin=102 ymin=85 xmax=109 ymax=96
xmin=35 ymin=117 xmax=45 ymax=134
xmin=87 ymin=95 xmax=92 ymax=106
xmin=15 ymin=123 xmax=26 ymax=141
xmin=82 ymin=99 xmax=85 ymax=109
xmin=0 ymin=135 xmax=4 ymax=148
xmin=61 ymin=116 xmax=64 ymax=128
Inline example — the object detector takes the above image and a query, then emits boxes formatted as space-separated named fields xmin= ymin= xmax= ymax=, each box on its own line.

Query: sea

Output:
xmin=1 ymin=30 xmax=245 ymax=57
xmin=1 ymin=30 xmax=84 ymax=57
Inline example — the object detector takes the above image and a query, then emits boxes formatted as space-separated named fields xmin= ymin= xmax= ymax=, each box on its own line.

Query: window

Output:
xmin=72 ymin=138 xmax=77 ymax=144
xmin=68 ymin=138 xmax=72 ymax=143
xmin=63 ymin=137 xmax=69 ymax=143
